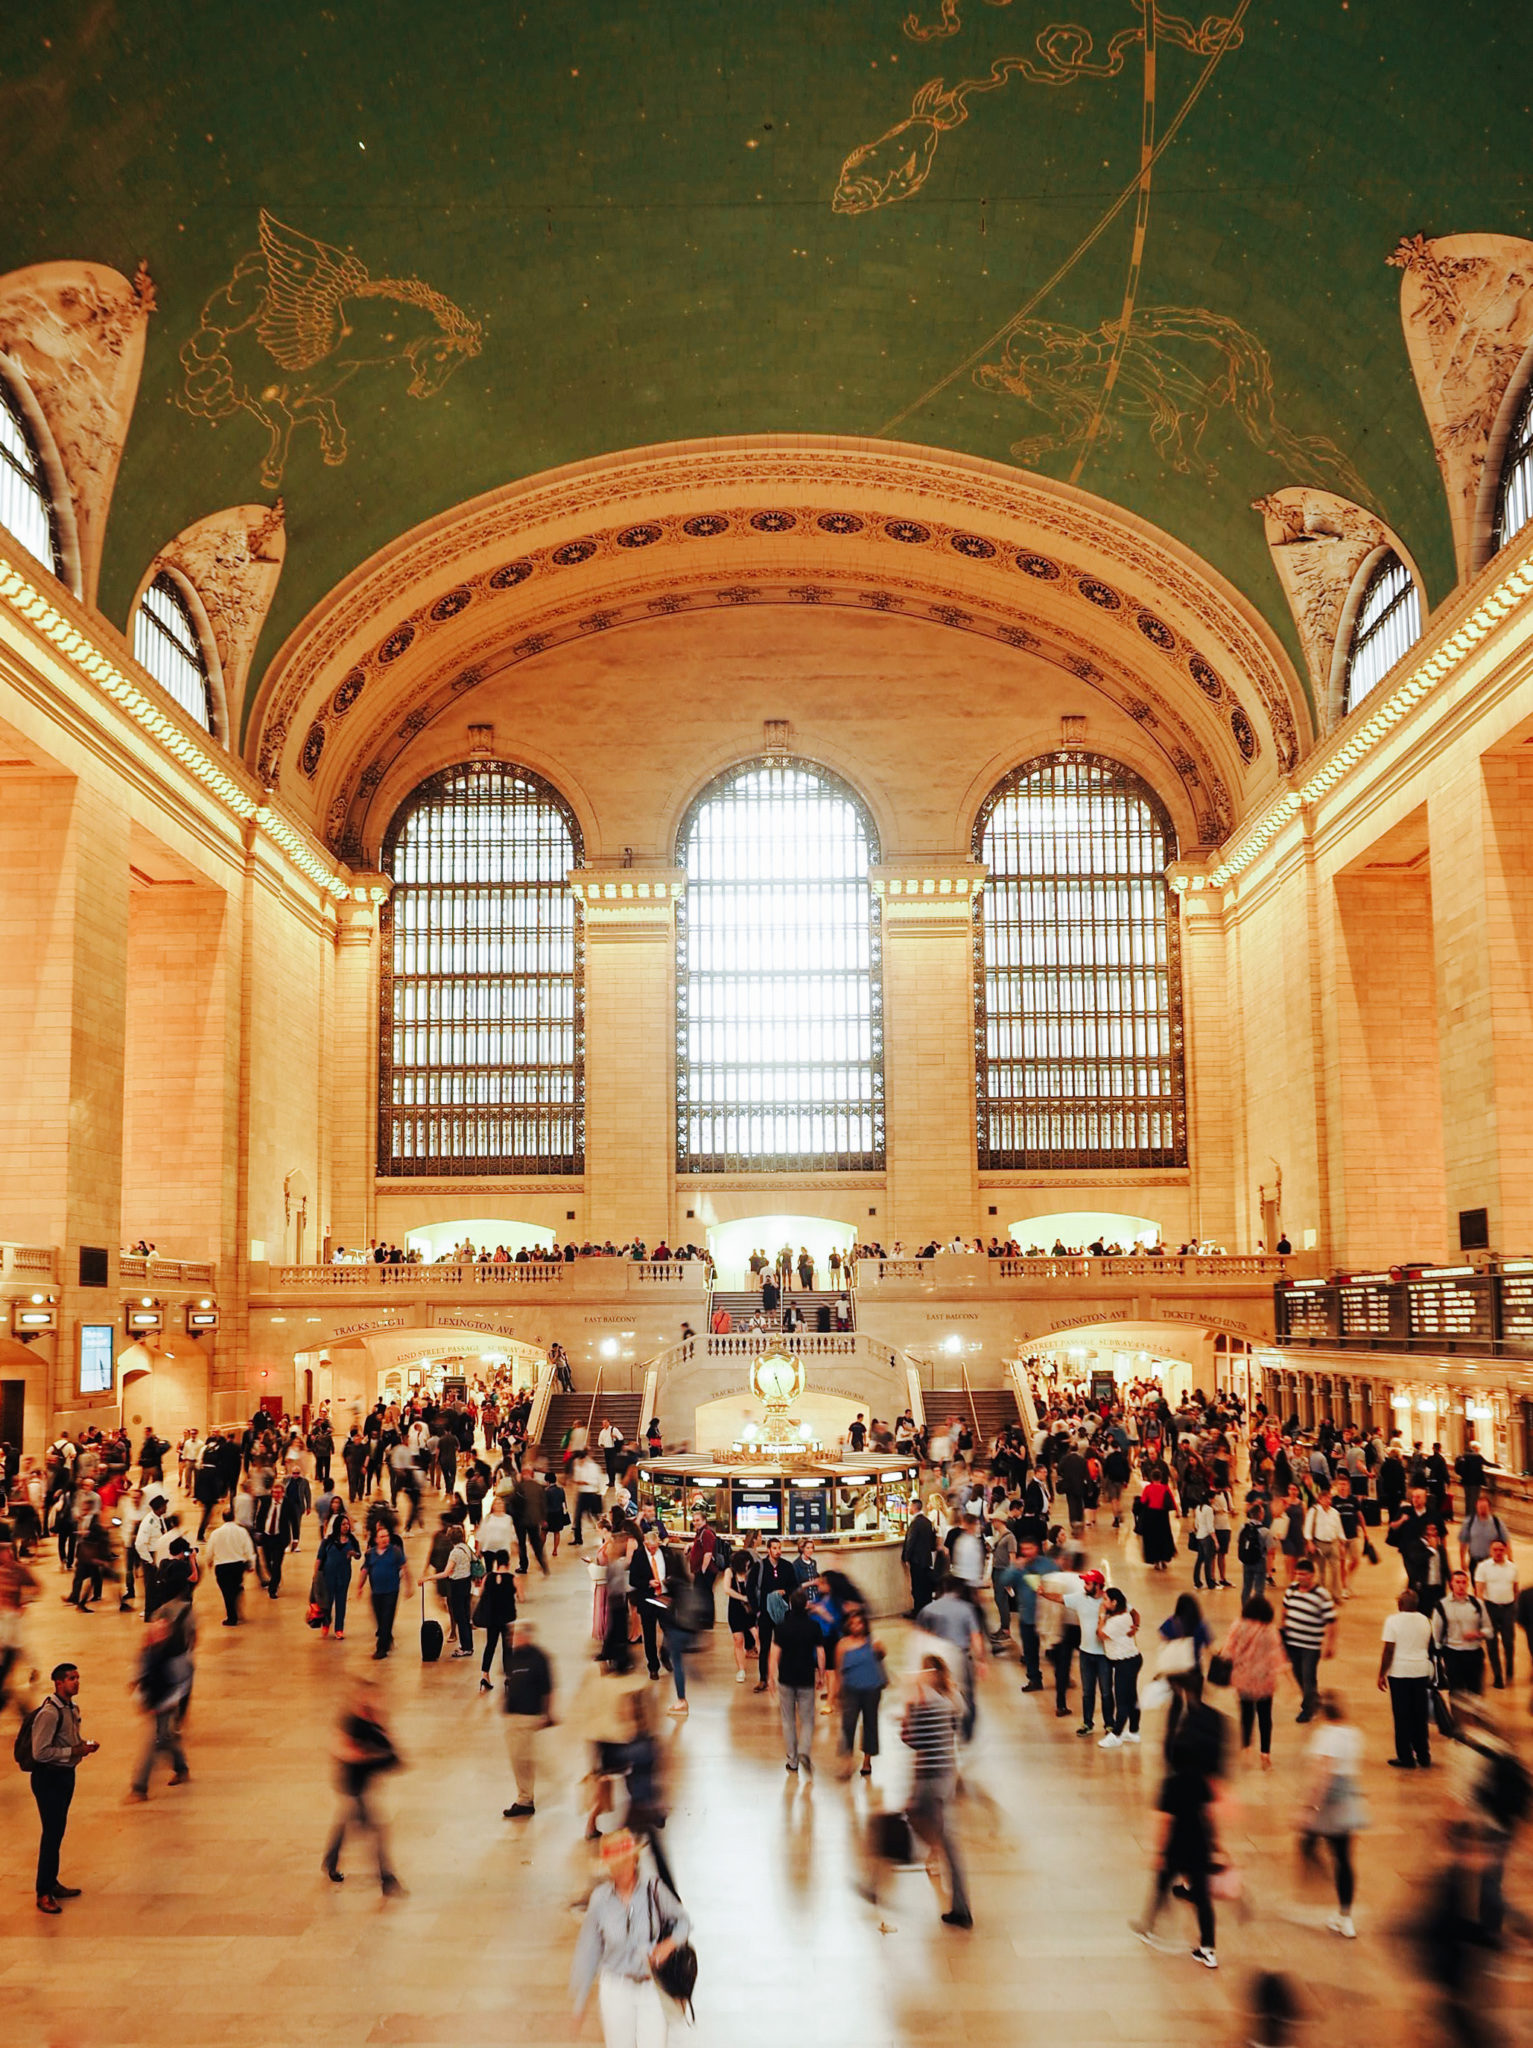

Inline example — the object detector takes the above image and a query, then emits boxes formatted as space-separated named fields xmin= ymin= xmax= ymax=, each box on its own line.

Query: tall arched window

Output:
xmin=379 ymin=762 xmax=584 ymax=1176
xmin=1493 ymin=378 xmax=1533 ymax=555
xmin=975 ymin=753 xmax=1185 ymax=1169
xmin=1343 ymin=552 xmax=1421 ymax=713
xmin=133 ymin=571 xmax=216 ymax=732
xmin=677 ymin=759 xmax=883 ymax=1171
xmin=0 ymin=368 xmax=62 ymax=578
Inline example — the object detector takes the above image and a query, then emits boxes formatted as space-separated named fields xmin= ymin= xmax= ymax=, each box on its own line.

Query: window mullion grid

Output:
xmin=976 ymin=753 xmax=1183 ymax=1170
xmin=379 ymin=763 xmax=582 ymax=1175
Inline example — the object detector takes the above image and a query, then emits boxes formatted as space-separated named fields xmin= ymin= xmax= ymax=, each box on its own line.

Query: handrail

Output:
xmin=1 ymin=1243 xmax=59 ymax=1281
xmin=960 ymin=1361 xmax=980 ymax=1443
xmin=584 ymin=1363 xmax=604 ymax=1441
xmin=524 ymin=1360 xmax=556 ymax=1450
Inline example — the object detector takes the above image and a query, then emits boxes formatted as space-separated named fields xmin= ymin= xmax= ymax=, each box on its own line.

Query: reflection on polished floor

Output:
xmin=3 ymin=1499 xmax=1530 ymax=2048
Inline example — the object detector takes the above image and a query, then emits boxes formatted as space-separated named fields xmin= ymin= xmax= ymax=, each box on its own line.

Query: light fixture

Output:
xmin=185 ymin=1305 xmax=219 ymax=1331
xmin=125 ymin=1301 xmax=162 ymax=1334
xmin=599 ymin=1338 xmax=620 ymax=1359
xmin=10 ymin=1297 xmax=56 ymax=1337
xmin=941 ymin=1334 xmax=963 ymax=1355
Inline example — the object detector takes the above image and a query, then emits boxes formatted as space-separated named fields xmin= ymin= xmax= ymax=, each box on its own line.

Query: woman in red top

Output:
xmin=1137 ymin=1464 xmax=1180 ymax=1570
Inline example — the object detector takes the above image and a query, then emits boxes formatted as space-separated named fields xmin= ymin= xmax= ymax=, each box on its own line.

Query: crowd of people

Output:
xmin=3 ymin=1373 xmax=1529 ymax=2043
xmin=329 ymin=1239 xmax=716 ymax=1269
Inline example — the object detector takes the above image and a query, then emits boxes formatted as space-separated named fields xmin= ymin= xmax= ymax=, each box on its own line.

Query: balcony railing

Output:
xmin=267 ymin=1258 xmax=707 ymax=1292
xmin=1 ymin=1243 xmax=58 ymax=1282
xmin=857 ymin=1252 xmax=1293 ymax=1286
xmin=645 ymin=1331 xmax=901 ymax=1376
xmin=119 ymin=1255 xmax=217 ymax=1286
xmin=1275 ymin=1261 xmax=1533 ymax=1357
xmin=277 ymin=1261 xmax=566 ymax=1288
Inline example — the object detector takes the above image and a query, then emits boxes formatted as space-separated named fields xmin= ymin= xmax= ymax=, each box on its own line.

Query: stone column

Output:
xmin=0 ymin=775 xmax=129 ymax=1420
xmin=1171 ymin=872 xmax=1236 ymax=1249
xmin=574 ymin=868 xmax=685 ymax=1245
xmin=874 ymin=859 xmax=986 ymax=1249
xmin=329 ymin=881 xmax=389 ymax=1255
xmin=1429 ymin=753 xmax=1533 ymax=1249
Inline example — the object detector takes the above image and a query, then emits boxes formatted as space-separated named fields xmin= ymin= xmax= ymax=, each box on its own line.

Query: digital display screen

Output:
xmin=733 ymin=1487 xmax=780 ymax=1533
xmin=788 ymin=1487 xmax=828 ymax=1535
xmin=79 ymin=1324 xmax=115 ymax=1396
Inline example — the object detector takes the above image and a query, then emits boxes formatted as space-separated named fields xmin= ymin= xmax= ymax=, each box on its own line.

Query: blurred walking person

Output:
xmin=321 ymin=1679 xmax=405 ymax=1896
xmin=901 ymin=1654 xmax=972 ymax=1927
xmin=571 ymin=1828 xmax=690 ymax=2048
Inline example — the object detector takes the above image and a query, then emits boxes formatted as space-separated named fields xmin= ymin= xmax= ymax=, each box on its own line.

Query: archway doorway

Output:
xmin=403 ymin=1218 xmax=557 ymax=1261
xmin=705 ymin=1214 xmax=857 ymax=1288
xmin=1006 ymin=1210 xmax=1163 ymax=1252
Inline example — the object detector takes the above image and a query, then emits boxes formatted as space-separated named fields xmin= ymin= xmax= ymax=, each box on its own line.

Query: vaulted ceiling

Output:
xmin=3 ymin=0 xmax=1530 ymax=729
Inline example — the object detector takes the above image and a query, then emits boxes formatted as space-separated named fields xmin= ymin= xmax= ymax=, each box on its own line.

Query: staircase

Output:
xmin=537 ymin=1391 xmax=643 ymax=1463
xmin=924 ymin=1382 xmax=1021 ymax=1449
xmin=707 ymin=1288 xmax=854 ymax=1333
xmin=967 ymin=1386 xmax=1023 ymax=1447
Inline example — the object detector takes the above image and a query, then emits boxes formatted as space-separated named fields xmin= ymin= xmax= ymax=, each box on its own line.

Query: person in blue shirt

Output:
xmin=1003 ymin=1537 xmax=1057 ymax=1692
xmin=360 ymin=1523 xmax=408 ymax=1660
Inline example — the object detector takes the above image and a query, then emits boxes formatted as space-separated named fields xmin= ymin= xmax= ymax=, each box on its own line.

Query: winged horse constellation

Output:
xmin=179 ymin=210 xmax=483 ymax=487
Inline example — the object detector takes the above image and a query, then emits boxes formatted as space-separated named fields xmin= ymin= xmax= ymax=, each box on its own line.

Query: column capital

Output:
xmin=870 ymin=858 xmax=986 ymax=929
xmin=570 ymin=865 xmax=686 ymax=941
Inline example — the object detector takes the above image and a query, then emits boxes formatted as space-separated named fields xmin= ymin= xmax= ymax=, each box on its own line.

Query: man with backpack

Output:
xmin=22 ymin=1661 xmax=99 ymax=1913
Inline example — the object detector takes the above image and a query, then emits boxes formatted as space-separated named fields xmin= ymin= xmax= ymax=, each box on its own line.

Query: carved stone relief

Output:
xmin=1388 ymin=232 xmax=1533 ymax=578
xmin=1253 ymin=487 xmax=1393 ymax=725
xmin=0 ymin=260 xmax=154 ymax=604
xmin=149 ymin=502 xmax=286 ymax=715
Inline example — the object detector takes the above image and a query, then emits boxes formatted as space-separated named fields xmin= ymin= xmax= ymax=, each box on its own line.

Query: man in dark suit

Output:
xmin=628 ymin=1526 xmax=676 ymax=1680
xmin=902 ymin=1507 xmax=937 ymax=1617
xmin=749 ymin=1538 xmax=799 ymax=1690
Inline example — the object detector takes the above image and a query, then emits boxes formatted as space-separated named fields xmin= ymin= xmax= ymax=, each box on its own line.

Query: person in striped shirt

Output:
xmin=1280 ymin=1559 xmax=1337 ymax=1722
xmin=901 ymin=1656 xmax=972 ymax=1928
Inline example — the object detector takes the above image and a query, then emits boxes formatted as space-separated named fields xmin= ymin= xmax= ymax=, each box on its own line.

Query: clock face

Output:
xmin=752 ymin=1347 xmax=802 ymax=1404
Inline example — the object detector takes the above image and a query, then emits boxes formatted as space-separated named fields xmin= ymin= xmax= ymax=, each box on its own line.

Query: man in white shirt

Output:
xmin=1378 ymin=1586 xmax=1435 ymax=1769
xmin=571 ymin=1454 xmax=606 ymax=1544
xmin=1304 ymin=1486 xmax=1345 ymax=1601
xmin=1474 ymin=1539 xmax=1520 ymax=1689
xmin=204 ymin=1512 xmax=257 ymax=1626
xmin=135 ymin=1495 xmax=169 ymax=1619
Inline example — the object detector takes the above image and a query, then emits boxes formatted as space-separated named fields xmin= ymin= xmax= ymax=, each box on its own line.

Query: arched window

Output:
xmin=133 ymin=571 xmax=215 ymax=732
xmin=379 ymin=762 xmax=584 ymax=1176
xmin=677 ymin=759 xmax=884 ymax=1171
xmin=1493 ymin=378 xmax=1533 ymax=555
xmin=975 ymin=753 xmax=1185 ymax=1169
xmin=0 ymin=367 xmax=62 ymax=578
xmin=1343 ymin=552 xmax=1420 ymax=714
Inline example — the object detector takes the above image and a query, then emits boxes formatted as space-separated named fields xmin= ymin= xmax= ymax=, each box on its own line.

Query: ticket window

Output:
xmin=880 ymin=1477 xmax=915 ymax=1536
xmin=685 ymin=1482 xmax=729 ymax=1533
xmin=649 ymin=1474 xmax=688 ymax=1537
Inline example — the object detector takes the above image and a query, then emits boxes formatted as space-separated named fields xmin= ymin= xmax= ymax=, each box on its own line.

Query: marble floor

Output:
xmin=3 ymin=1496 xmax=1530 ymax=2048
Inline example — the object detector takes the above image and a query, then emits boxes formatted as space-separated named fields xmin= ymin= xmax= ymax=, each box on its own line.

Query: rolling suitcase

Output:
xmin=420 ymin=1584 xmax=443 ymax=1663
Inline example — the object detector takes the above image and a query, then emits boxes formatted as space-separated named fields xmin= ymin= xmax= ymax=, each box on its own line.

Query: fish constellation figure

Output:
xmin=973 ymin=305 xmax=1366 ymax=497
xmin=833 ymin=3 xmax=1243 ymax=213
xmin=178 ymin=209 xmax=483 ymax=488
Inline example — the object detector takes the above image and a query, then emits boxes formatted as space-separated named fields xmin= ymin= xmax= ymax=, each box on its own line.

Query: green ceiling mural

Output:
xmin=2 ymin=0 xmax=1531 ymax=728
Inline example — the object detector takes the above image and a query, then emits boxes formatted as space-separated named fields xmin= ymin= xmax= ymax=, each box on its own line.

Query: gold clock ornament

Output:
xmin=749 ymin=1343 xmax=805 ymax=1447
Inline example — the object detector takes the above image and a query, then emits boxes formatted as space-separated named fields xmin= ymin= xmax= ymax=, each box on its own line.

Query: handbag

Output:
xmin=648 ymin=1879 xmax=698 ymax=2019
xmin=1206 ymin=1653 xmax=1233 ymax=1689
